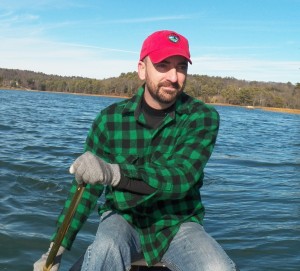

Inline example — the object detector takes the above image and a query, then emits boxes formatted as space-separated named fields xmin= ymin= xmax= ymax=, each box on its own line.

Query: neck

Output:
xmin=142 ymin=94 xmax=174 ymax=115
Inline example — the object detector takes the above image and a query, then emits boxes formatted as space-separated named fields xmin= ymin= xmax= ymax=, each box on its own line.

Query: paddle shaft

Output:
xmin=43 ymin=183 xmax=86 ymax=271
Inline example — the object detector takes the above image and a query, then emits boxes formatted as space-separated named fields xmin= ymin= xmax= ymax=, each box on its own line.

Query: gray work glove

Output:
xmin=33 ymin=242 xmax=65 ymax=271
xmin=69 ymin=151 xmax=121 ymax=186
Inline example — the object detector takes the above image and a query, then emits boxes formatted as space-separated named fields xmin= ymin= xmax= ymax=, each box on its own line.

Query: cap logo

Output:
xmin=168 ymin=34 xmax=180 ymax=43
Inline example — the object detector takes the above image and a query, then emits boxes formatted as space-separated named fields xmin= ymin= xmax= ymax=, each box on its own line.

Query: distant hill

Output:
xmin=0 ymin=67 xmax=299 ymax=109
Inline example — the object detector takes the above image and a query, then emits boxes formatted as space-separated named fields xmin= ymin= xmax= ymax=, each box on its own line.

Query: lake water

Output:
xmin=0 ymin=89 xmax=299 ymax=271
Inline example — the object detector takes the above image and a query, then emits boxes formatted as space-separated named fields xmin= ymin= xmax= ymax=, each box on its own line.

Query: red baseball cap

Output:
xmin=140 ymin=30 xmax=192 ymax=64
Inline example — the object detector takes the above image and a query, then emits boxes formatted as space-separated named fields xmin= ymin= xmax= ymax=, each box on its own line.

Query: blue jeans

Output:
xmin=81 ymin=211 xmax=237 ymax=271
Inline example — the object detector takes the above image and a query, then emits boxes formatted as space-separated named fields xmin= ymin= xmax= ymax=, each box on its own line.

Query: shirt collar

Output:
xmin=122 ymin=86 xmax=144 ymax=116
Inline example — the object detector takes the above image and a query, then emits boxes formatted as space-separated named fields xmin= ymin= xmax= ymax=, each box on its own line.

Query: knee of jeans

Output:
xmin=95 ymin=233 xmax=126 ymax=254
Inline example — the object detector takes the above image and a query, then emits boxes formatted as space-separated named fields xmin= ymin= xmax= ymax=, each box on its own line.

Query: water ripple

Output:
xmin=1 ymin=90 xmax=299 ymax=271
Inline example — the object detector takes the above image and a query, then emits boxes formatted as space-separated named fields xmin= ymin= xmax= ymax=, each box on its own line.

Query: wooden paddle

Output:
xmin=43 ymin=183 xmax=86 ymax=271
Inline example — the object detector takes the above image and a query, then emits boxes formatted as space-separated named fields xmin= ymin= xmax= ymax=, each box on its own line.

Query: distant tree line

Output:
xmin=0 ymin=68 xmax=299 ymax=109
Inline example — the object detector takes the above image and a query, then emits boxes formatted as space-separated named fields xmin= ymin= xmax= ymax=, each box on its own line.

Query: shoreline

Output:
xmin=2 ymin=87 xmax=300 ymax=115
xmin=207 ymin=103 xmax=300 ymax=115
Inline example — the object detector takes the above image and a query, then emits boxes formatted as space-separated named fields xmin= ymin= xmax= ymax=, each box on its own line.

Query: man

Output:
xmin=34 ymin=30 xmax=238 ymax=271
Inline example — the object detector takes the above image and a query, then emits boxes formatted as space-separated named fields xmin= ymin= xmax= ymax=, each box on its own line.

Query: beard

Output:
xmin=145 ymin=76 xmax=186 ymax=105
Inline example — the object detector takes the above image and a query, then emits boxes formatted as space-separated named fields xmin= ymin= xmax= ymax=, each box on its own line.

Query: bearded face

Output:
xmin=144 ymin=73 xmax=186 ymax=105
xmin=138 ymin=55 xmax=188 ymax=109
xmin=142 ymin=56 xmax=187 ymax=108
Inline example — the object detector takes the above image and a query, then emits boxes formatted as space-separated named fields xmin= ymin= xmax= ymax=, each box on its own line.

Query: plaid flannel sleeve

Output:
xmin=51 ymin=114 xmax=106 ymax=249
xmin=50 ymin=180 xmax=103 ymax=249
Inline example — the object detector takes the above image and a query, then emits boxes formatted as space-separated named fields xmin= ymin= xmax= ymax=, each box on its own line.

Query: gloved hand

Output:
xmin=33 ymin=242 xmax=65 ymax=271
xmin=69 ymin=151 xmax=121 ymax=186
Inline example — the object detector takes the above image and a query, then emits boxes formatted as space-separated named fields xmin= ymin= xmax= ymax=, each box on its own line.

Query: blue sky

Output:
xmin=0 ymin=0 xmax=299 ymax=83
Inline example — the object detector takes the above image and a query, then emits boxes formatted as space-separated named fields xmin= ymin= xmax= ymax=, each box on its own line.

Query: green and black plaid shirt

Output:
xmin=52 ymin=86 xmax=219 ymax=265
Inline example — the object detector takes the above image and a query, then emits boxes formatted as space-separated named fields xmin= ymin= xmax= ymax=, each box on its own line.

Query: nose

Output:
xmin=166 ymin=67 xmax=178 ymax=83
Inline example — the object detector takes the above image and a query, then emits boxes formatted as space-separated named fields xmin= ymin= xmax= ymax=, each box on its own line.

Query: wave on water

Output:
xmin=1 ymin=90 xmax=300 ymax=271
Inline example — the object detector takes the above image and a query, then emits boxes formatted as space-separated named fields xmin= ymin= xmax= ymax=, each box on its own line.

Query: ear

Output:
xmin=138 ymin=60 xmax=146 ymax=80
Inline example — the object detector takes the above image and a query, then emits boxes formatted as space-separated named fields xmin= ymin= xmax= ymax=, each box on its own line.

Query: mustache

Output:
xmin=158 ymin=81 xmax=180 ymax=89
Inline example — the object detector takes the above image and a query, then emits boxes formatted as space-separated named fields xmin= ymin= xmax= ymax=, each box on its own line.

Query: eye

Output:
xmin=154 ymin=62 xmax=169 ymax=72
xmin=177 ymin=64 xmax=188 ymax=72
